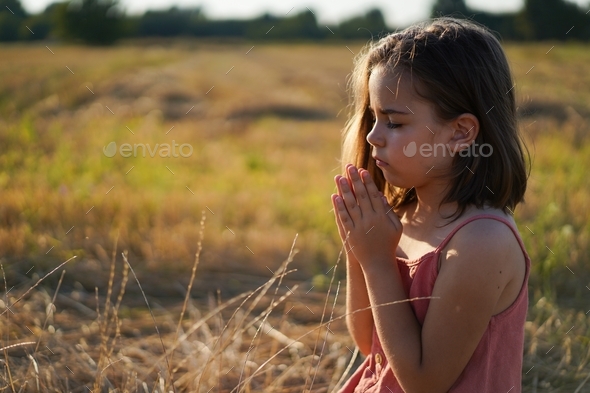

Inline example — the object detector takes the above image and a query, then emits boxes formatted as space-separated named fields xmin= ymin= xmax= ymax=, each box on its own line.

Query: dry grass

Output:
xmin=1 ymin=214 xmax=356 ymax=392
xmin=1 ymin=39 xmax=590 ymax=391
xmin=3 ymin=218 xmax=590 ymax=392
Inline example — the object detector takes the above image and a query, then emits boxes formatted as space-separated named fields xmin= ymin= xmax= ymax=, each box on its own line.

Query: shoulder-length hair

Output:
xmin=340 ymin=17 xmax=530 ymax=221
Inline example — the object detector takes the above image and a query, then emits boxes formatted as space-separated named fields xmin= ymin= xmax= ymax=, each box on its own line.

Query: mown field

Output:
xmin=1 ymin=38 xmax=590 ymax=391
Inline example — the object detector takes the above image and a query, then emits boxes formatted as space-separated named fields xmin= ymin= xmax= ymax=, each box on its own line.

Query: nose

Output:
xmin=366 ymin=121 xmax=383 ymax=147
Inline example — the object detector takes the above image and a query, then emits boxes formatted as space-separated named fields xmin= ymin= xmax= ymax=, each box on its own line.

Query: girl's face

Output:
xmin=366 ymin=66 xmax=453 ymax=190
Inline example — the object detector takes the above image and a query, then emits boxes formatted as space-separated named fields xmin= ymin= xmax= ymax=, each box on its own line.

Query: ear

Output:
xmin=447 ymin=113 xmax=479 ymax=155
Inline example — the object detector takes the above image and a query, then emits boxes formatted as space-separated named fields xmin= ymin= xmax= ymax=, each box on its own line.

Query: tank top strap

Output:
xmin=434 ymin=213 xmax=525 ymax=254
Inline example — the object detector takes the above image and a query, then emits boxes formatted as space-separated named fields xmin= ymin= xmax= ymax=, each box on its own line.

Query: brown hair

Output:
xmin=340 ymin=17 xmax=530 ymax=221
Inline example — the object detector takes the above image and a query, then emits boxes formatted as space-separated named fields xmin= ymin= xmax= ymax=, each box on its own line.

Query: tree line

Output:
xmin=0 ymin=0 xmax=589 ymax=45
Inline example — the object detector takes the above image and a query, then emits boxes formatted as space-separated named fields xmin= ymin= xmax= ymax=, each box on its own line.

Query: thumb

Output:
xmin=382 ymin=196 xmax=394 ymax=216
xmin=381 ymin=197 xmax=402 ymax=232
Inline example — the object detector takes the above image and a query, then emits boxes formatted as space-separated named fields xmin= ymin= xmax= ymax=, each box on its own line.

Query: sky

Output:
xmin=20 ymin=0 xmax=590 ymax=27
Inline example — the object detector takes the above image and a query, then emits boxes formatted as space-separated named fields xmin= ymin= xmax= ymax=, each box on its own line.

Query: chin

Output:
xmin=382 ymin=172 xmax=412 ymax=189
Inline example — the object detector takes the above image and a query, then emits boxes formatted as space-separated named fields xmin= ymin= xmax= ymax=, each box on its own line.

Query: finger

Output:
xmin=344 ymin=164 xmax=356 ymax=198
xmin=378 ymin=193 xmax=401 ymax=229
xmin=346 ymin=165 xmax=374 ymax=214
xmin=332 ymin=193 xmax=354 ymax=231
xmin=358 ymin=168 xmax=384 ymax=213
xmin=383 ymin=199 xmax=395 ymax=218
xmin=384 ymin=203 xmax=403 ymax=232
xmin=335 ymin=175 xmax=361 ymax=223
xmin=392 ymin=215 xmax=403 ymax=232
xmin=331 ymin=194 xmax=347 ymax=241
xmin=333 ymin=190 xmax=354 ymax=228
xmin=335 ymin=204 xmax=354 ymax=251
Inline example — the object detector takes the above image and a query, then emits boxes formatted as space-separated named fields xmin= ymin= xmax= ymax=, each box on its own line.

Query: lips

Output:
xmin=372 ymin=155 xmax=388 ymax=166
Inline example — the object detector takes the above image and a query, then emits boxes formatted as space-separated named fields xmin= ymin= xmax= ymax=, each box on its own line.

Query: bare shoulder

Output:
xmin=419 ymin=209 xmax=528 ymax=386
xmin=446 ymin=209 xmax=523 ymax=258
xmin=439 ymin=208 xmax=527 ymax=314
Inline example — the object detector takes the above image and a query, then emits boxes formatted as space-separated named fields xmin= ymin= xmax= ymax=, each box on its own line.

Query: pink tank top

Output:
xmin=337 ymin=214 xmax=530 ymax=393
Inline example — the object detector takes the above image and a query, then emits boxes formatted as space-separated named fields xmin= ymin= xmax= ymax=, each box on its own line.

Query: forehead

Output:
xmin=368 ymin=66 xmax=415 ymax=105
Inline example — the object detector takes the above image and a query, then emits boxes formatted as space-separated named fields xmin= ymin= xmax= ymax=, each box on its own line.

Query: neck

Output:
xmin=405 ymin=181 xmax=461 ymax=227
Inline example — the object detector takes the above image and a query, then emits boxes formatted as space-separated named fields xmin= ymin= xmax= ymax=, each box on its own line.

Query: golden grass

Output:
xmin=1 ymin=215 xmax=357 ymax=392
xmin=1 ymin=39 xmax=590 ymax=391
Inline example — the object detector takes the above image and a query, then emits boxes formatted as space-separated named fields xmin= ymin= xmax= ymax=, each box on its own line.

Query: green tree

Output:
xmin=524 ymin=0 xmax=590 ymax=40
xmin=430 ymin=0 xmax=470 ymax=17
xmin=337 ymin=8 xmax=389 ymax=39
xmin=137 ymin=6 xmax=202 ymax=37
xmin=0 ymin=0 xmax=27 ymax=41
xmin=272 ymin=10 xmax=324 ymax=40
xmin=55 ymin=0 xmax=123 ymax=45
xmin=19 ymin=3 xmax=59 ymax=40
xmin=244 ymin=13 xmax=280 ymax=39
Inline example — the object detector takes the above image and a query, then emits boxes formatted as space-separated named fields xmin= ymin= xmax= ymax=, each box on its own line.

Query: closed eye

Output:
xmin=370 ymin=116 xmax=402 ymax=129
xmin=368 ymin=108 xmax=402 ymax=130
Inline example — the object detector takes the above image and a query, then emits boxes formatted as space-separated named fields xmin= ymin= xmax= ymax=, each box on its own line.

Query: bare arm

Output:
xmin=332 ymin=170 xmax=378 ymax=356
xmin=361 ymin=220 xmax=522 ymax=393
xmin=333 ymin=165 xmax=525 ymax=393
xmin=345 ymin=252 xmax=373 ymax=356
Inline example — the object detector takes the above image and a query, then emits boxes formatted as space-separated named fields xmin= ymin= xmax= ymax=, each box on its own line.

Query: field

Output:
xmin=1 ymin=38 xmax=590 ymax=391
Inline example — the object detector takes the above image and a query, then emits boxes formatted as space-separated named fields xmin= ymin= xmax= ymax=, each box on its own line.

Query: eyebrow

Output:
xmin=381 ymin=108 xmax=410 ymax=115
xmin=368 ymin=106 xmax=410 ymax=115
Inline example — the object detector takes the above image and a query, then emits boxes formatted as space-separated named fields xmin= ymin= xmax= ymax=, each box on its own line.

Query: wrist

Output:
xmin=347 ymin=255 xmax=363 ymax=274
xmin=359 ymin=256 xmax=396 ymax=277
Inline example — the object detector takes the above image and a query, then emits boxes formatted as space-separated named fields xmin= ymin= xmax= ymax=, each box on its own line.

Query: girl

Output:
xmin=331 ymin=18 xmax=530 ymax=393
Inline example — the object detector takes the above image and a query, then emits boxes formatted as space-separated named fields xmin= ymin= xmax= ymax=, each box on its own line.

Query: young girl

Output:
xmin=331 ymin=18 xmax=530 ymax=393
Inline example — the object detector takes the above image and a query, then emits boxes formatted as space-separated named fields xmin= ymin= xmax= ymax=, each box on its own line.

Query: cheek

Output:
xmin=388 ymin=135 xmax=439 ymax=171
xmin=391 ymin=133 xmax=422 ymax=157
xmin=399 ymin=127 xmax=439 ymax=158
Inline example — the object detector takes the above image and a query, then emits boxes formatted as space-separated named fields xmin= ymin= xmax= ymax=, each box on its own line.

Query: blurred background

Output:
xmin=0 ymin=0 xmax=590 ymax=43
xmin=1 ymin=0 xmax=590 ymax=391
